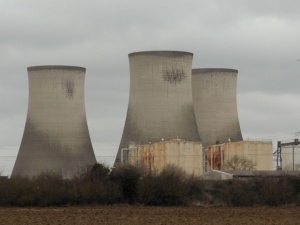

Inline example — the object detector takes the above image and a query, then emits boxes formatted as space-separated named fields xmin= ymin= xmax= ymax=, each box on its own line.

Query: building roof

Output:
xmin=201 ymin=170 xmax=300 ymax=180
xmin=221 ymin=170 xmax=300 ymax=177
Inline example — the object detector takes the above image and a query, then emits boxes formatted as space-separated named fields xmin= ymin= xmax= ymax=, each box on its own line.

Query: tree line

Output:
xmin=0 ymin=163 xmax=299 ymax=207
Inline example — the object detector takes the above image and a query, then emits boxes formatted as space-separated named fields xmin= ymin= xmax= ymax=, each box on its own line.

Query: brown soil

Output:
xmin=0 ymin=206 xmax=299 ymax=225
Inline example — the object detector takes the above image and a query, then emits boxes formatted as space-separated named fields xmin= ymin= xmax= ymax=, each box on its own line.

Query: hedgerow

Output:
xmin=0 ymin=163 xmax=299 ymax=206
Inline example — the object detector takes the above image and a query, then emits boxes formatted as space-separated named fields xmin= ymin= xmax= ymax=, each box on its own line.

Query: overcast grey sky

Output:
xmin=1 ymin=0 xmax=300 ymax=175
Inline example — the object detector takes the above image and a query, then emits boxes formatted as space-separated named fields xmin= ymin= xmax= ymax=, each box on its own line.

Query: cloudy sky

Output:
xmin=1 ymin=0 xmax=300 ymax=175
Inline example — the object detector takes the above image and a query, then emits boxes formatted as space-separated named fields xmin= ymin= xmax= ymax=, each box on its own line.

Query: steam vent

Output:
xmin=12 ymin=66 xmax=96 ymax=178
xmin=115 ymin=51 xmax=200 ymax=164
xmin=192 ymin=68 xmax=243 ymax=147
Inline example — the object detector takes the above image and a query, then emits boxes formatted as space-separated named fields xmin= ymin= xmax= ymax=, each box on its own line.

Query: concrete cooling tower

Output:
xmin=115 ymin=51 xmax=200 ymax=164
xmin=12 ymin=66 xmax=96 ymax=178
xmin=192 ymin=68 xmax=243 ymax=147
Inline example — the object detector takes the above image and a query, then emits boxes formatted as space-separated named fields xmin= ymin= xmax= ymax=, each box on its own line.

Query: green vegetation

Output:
xmin=0 ymin=163 xmax=299 ymax=207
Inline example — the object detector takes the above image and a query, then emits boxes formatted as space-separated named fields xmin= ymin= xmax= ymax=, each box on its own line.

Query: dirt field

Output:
xmin=0 ymin=206 xmax=299 ymax=225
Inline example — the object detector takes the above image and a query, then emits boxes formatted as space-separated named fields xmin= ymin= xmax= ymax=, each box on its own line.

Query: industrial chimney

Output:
xmin=12 ymin=66 xmax=96 ymax=178
xmin=115 ymin=51 xmax=200 ymax=164
xmin=192 ymin=68 xmax=243 ymax=147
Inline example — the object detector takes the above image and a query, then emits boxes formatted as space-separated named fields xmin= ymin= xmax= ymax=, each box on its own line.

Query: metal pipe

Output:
xmin=121 ymin=148 xmax=129 ymax=164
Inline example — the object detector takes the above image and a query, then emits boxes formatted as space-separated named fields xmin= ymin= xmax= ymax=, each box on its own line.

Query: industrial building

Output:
xmin=124 ymin=139 xmax=203 ymax=176
xmin=123 ymin=139 xmax=274 ymax=176
xmin=5 ymin=51 xmax=292 ymax=178
xmin=12 ymin=66 xmax=96 ymax=178
xmin=116 ymin=54 xmax=274 ymax=175
xmin=115 ymin=51 xmax=200 ymax=165
xmin=282 ymin=146 xmax=300 ymax=170
xmin=206 ymin=140 xmax=273 ymax=171
xmin=201 ymin=170 xmax=300 ymax=180
xmin=273 ymin=139 xmax=300 ymax=170
xmin=192 ymin=68 xmax=243 ymax=147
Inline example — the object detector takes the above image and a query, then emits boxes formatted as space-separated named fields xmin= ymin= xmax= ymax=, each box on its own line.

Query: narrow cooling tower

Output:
xmin=115 ymin=51 xmax=200 ymax=164
xmin=192 ymin=68 xmax=243 ymax=147
xmin=12 ymin=66 xmax=96 ymax=178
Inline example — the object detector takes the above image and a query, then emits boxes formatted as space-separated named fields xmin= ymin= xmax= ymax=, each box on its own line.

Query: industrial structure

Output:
xmin=274 ymin=139 xmax=300 ymax=170
xmin=124 ymin=139 xmax=203 ymax=176
xmin=206 ymin=140 xmax=273 ymax=171
xmin=5 ymin=51 xmax=295 ymax=178
xmin=12 ymin=66 xmax=96 ymax=178
xmin=202 ymin=170 xmax=300 ymax=180
xmin=115 ymin=51 xmax=200 ymax=164
xmin=192 ymin=68 xmax=243 ymax=147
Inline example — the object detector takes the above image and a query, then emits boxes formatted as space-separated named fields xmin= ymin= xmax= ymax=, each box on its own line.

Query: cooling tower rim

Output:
xmin=129 ymin=51 xmax=193 ymax=57
xmin=27 ymin=65 xmax=86 ymax=72
xmin=192 ymin=68 xmax=238 ymax=74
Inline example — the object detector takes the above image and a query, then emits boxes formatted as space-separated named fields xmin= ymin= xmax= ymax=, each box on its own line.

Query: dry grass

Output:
xmin=0 ymin=206 xmax=299 ymax=225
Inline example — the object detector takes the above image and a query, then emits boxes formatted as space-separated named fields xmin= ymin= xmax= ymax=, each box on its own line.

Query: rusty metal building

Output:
xmin=192 ymin=68 xmax=243 ymax=147
xmin=115 ymin=51 xmax=200 ymax=164
xmin=206 ymin=140 xmax=273 ymax=171
xmin=12 ymin=66 xmax=96 ymax=178
xmin=125 ymin=139 xmax=203 ymax=176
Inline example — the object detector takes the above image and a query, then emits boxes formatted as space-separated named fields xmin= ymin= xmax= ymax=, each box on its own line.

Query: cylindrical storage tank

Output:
xmin=192 ymin=68 xmax=243 ymax=147
xmin=12 ymin=66 xmax=96 ymax=178
xmin=115 ymin=51 xmax=200 ymax=164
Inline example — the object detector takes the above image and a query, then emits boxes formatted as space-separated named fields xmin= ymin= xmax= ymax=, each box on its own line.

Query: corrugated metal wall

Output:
xmin=127 ymin=139 xmax=203 ymax=176
xmin=207 ymin=141 xmax=273 ymax=171
xmin=281 ymin=146 xmax=300 ymax=170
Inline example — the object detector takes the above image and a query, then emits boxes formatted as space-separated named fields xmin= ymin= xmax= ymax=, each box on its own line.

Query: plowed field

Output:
xmin=0 ymin=206 xmax=299 ymax=225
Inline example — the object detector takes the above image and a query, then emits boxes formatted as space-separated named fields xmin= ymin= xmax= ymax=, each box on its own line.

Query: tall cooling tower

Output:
xmin=12 ymin=66 xmax=96 ymax=178
xmin=192 ymin=68 xmax=243 ymax=147
xmin=115 ymin=51 xmax=200 ymax=164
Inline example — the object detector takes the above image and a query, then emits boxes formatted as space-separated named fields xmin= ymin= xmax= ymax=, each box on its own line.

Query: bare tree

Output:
xmin=223 ymin=155 xmax=256 ymax=170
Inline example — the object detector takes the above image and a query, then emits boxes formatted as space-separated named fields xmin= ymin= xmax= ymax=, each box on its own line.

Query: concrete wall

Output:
xmin=116 ymin=51 xmax=200 ymax=164
xmin=192 ymin=68 xmax=243 ymax=147
xmin=127 ymin=139 xmax=203 ymax=176
xmin=206 ymin=141 xmax=273 ymax=171
xmin=12 ymin=66 xmax=96 ymax=178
